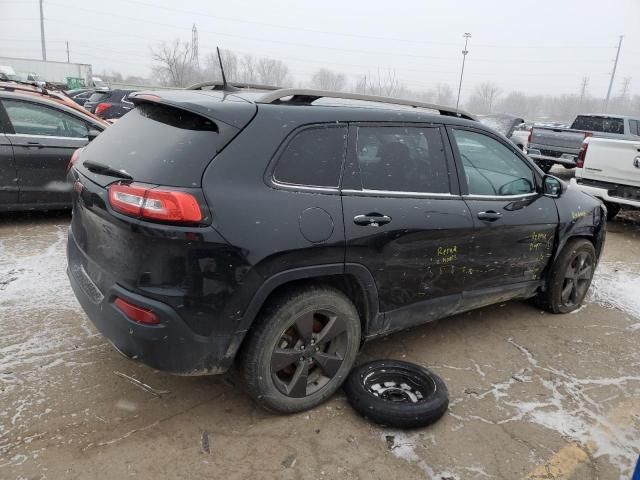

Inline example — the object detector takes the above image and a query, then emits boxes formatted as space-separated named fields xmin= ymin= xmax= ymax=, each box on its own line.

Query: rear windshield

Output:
xmin=571 ymin=116 xmax=625 ymax=134
xmin=88 ymin=91 xmax=111 ymax=103
xmin=79 ymin=102 xmax=230 ymax=187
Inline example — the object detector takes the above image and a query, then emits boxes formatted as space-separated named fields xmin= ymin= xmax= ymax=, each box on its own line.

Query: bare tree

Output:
xmin=151 ymin=39 xmax=197 ymax=87
xmin=203 ymin=49 xmax=239 ymax=82
xmin=497 ymin=91 xmax=528 ymax=116
xmin=433 ymin=83 xmax=454 ymax=105
xmin=255 ymin=58 xmax=289 ymax=86
xmin=354 ymin=69 xmax=406 ymax=97
xmin=467 ymin=82 xmax=503 ymax=113
xmin=310 ymin=68 xmax=346 ymax=91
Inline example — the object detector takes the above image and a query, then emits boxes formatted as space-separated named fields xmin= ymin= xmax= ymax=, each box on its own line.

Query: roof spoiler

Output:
xmin=256 ymin=88 xmax=476 ymax=121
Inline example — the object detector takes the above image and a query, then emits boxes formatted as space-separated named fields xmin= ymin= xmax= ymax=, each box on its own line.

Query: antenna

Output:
xmin=217 ymin=47 xmax=238 ymax=92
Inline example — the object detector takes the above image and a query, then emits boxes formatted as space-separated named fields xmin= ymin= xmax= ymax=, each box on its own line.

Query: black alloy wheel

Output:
xmin=241 ymin=286 xmax=361 ymax=413
xmin=534 ymin=238 xmax=597 ymax=314
xmin=560 ymin=250 xmax=594 ymax=309
xmin=271 ymin=308 xmax=350 ymax=398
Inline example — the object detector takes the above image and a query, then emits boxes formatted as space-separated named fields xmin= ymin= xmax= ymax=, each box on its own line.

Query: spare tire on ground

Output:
xmin=343 ymin=360 xmax=449 ymax=429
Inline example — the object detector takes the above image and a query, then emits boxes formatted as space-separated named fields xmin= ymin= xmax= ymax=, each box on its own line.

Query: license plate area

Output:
xmin=71 ymin=263 xmax=105 ymax=304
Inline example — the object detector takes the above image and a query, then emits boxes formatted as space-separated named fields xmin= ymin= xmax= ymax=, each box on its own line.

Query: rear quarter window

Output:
xmin=88 ymin=92 xmax=111 ymax=103
xmin=273 ymin=126 xmax=347 ymax=188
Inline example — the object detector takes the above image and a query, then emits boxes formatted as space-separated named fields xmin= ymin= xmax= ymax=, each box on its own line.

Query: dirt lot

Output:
xmin=2 ymin=196 xmax=640 ymax=478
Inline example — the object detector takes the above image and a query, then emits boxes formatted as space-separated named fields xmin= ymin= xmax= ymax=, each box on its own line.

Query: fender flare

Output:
xmin=224 ymin=263 xmax=382 ymax=360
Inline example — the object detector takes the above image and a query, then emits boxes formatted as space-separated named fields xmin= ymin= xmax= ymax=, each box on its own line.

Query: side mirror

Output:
xmin=543 ymin=175 xmax=563 ymax=198
xmin=87 ymin=129 xmax=101 ymax=142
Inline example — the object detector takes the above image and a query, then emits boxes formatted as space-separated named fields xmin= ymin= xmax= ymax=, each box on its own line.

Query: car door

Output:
xmin=342 ymin=123 xmax=474 ymax=335
xmin=0 ymin=105 xmax=18 ymax=206
xmin=2 ymin=98 xmax=89 ymax=206
xmin=448 ymin=126 xmax=559 ymax=309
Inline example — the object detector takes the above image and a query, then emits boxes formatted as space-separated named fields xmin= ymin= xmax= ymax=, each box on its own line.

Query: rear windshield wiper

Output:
xmin=82 ymin=160 xmax=133 ymax=180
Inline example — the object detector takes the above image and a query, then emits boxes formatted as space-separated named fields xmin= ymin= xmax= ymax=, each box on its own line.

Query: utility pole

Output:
xmin=39 ymin=0 xmax=47 ymax=61
xmin=603 ymin=35 xmax=623 ymax=112
xmin=66 ymin=41 xmax=70 ymax=63
xmin=456 ymin=33 xmax=471 ymax=109
xmin=579 ymin=76 xmax=589 ymax=108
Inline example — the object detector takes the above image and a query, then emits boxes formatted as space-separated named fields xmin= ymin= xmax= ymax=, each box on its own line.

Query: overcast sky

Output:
xmin=1 ymin=0 xmax=638 ymax=99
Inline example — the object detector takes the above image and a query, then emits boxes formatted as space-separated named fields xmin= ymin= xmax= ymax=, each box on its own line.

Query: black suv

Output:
xmin=83 ymin=88 xmax=136 ymax=120
xmin=67 ymin=88 xmax=606 ymax=413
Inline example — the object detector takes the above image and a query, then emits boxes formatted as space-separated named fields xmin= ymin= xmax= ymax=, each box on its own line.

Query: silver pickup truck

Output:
xmin=528 ymin=114 xmax=640 ymax=172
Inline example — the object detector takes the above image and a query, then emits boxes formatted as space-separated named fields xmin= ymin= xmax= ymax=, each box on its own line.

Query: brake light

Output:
xmin=95 ymin=102 xmax=112 ymax=116
xmin=67 ymin=147 xmax=82 ymax=172
xmin=114 ymin=297 xmax=159 ymax=325
xmin=108 ymin=183 xmax=202 ymax=223
xmin=527 ymin=128 xmax=532 ymax=144
xmin=576 ymin=139 xmax=590 ymax=168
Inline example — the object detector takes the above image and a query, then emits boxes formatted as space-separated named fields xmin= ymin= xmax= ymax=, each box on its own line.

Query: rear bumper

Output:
xmin=571 ymin=178 xmax=640 ymax=208
xmin=67 ymin=229 xmax=237 ymax=375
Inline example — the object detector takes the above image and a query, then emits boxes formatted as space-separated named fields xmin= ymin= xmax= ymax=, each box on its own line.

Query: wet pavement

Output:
xmin=1 ymin=192 xmax=640 ymax=479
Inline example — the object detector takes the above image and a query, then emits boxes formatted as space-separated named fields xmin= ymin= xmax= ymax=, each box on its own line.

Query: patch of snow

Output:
xmin=589 ymin=261 xmax=640 ymax=321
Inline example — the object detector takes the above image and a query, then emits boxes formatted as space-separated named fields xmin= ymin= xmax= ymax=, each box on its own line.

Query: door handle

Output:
xmin=26 ymin=142 xmax=45 ymax=149
xmin=477 ymin=210 xmax=502 ymax=221
xmin=354 ymin=213 xmax=392 ymax=227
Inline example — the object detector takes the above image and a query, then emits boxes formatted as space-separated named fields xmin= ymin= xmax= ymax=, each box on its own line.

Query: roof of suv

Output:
xmin=129 ymin=88 xmax=477 ymax=129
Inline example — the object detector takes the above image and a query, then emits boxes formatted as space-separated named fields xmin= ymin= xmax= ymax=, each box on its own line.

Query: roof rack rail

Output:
xmin=256 ymin=88 xmax=476 ymax=121
xmin=187 ymin=81 xmax=281 ymax=91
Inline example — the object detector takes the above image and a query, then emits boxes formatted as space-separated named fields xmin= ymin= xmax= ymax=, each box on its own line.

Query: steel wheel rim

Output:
xmin=362 ymin=366 xmax=436 ymax=404
xmin=561 ymin=251 xmax=594 ymax=307
xmin=270 ymin=308 xmax=349 ymax=398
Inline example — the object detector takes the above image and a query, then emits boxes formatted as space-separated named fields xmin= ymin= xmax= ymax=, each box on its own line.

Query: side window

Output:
xmin=453 ymin=129 xmax=536 ymax=197
xmin=629 ymin=120 xmax=639 ymax=136
xmin=273 ymin=126 xmax=347 ymax=188
xmin=355 ymin=126 xmax=450 ymax=193
xmin=3 ymin=100 xmax=88 ymax=138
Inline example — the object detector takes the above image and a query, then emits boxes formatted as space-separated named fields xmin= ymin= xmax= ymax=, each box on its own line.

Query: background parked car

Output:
xmin=65 ymin=88 xmax=95 ymax=107
xmin=83 ymin=88 xmax=136 ymax=120
xmin=528 ymin=114 xmax=640 ymax=172
xmin=478 ymin=113 xmax=528 ymax=151
xmin=572 ymin=136 xmax=640 ymax=220
xmin=0 ymin=81 xmax=108 ymax=211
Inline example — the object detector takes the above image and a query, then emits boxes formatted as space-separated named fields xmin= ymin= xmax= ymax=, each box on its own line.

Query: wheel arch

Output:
xmin=227 ymin=263 xmax=383 ymax=361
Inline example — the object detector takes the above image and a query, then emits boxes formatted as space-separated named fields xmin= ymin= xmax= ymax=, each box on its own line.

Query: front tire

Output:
xmin=535 ymin=239 xmax=596 ymax=313
xmin=537 ymin=160 xmax=553 ymax=173
xmin=604 ymin=202 xmax=620 ymax=221
xmin=241 ymin=286 xmax=361 ymax=413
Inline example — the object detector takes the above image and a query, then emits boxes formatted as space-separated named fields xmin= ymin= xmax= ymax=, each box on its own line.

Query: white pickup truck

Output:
xmin=571 ymin=136 xmax=640 ymax=219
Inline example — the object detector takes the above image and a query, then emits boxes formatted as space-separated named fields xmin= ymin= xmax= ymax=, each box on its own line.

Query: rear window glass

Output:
xmin=571 ymin=116 xmax=624 ymax=134
xmin=88 ymin=92 xmax=111 ymax=102
xmin=273 ymin=126 xmax=347 ymax=188
xmin=79 ymin=103 xmax=224 ymax=187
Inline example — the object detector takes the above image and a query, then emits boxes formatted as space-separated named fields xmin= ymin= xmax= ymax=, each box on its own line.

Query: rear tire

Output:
xmin=534 ymin=239 xmax=596 ymax=313
xmin=241 ymin=286 xmax=361 ymax=413
xmin=604 ymin=202 xmax=620 ymax=221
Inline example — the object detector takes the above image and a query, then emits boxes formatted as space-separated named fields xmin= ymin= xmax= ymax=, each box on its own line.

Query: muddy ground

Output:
xmin=2 ymin=178 xmax=640 ymax=479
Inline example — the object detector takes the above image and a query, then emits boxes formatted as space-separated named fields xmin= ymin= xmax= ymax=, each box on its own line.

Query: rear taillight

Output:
xmin=95 ymin=102 xmax=112 ymax=116
xmin=576 ymin=138 xmax=590 ymax=168
xmin=114 ymin=297 xmax=159 ymax=325
xmin=108 ymin=183 xmax=202 ymax=223
xmin=67 ymin=147 xmax=82 ymax=172
xmin=527 ymin=128 xmax=532 ymax=144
